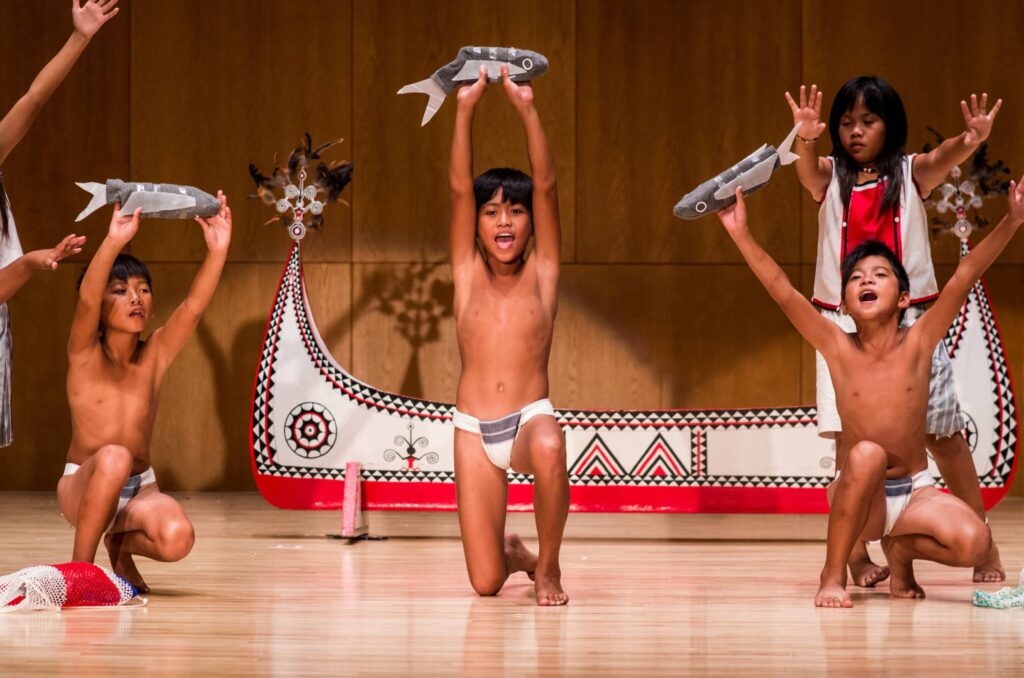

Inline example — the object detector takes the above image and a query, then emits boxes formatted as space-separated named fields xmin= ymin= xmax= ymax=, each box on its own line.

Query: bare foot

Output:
xmin=882 ymin=538 xmax=925 ymax=599
xmin=849 ymin=555 xmax=890 ymax=588
xmin=104 ymin=533 xmax=150 ymax=594
xmin=973 ymin=539 xmax=1005 ymax=583
xmin=534 ymin=567 xmax=569 ymax=606
xmin=815 ymin=574 xmax=853 ymax=608
xmin=504 ymin=533 xmax=538 ymax=579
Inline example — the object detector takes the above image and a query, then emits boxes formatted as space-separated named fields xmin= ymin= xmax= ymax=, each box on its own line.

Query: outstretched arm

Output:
xmin=913 ymin=93 xmax=1002 ymax=195
xmin=718 ymin=188 xmax=842 ymax=355
xmin=0 ymin=0 xmax=119 ymax=164
xmin=784 ymin=84 xmax=832 ymax=201
xmin=449 ymin=67 xmax=488 ymax=272
xmin=0 ymin=233 xmax=85 ymax=303
xmin=68 ymin=204 xmax=138 ymax=355
xmin=150 ymin=192 xmax=231 ymax=366
xmin=913 ymin=174 xmax=1023 ymax=350
xmin=501 ymin=65 xmax=560 ymax=269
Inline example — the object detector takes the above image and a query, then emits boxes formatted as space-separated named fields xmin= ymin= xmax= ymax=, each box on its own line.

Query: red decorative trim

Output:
xmin=560 ymin=418 xmax=816 ymax=429
xmin=812 ymin=298 xmax=840 ymax=311
xmin=248 ymin=243 xmax=297 ymax=469
xmin=253 ymin=474 xmax=1010 ymax=514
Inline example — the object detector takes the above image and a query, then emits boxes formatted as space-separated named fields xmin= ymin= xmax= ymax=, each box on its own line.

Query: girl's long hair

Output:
xmin=828 ymin=76 xmax=908 ymax=216
xmin=0 ymin=173 xmax=9 ymax=241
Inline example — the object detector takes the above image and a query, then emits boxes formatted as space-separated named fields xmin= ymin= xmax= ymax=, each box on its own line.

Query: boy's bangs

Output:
xmin=473 ymin=167 xmax=533 ymax=214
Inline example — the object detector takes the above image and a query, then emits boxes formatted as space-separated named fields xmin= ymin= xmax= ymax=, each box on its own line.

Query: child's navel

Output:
xmin=496 ymin=382 xmax=504 ymax=393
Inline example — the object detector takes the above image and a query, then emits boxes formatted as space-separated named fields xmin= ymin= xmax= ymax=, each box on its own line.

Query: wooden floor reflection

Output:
xmin=1 ymin=493 xmax=1022 ymax=676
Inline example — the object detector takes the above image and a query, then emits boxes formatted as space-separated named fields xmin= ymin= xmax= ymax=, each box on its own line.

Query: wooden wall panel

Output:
xmin=554 ymin=265 xmax=805 ymax=410
xmin=128 ymin=0 xmax=353 ymax=264
xmin=798 ymin=264 xmax=818 ymax=406
xmin=576 ymin=0 xmax=804 ymax=264
xmin=0 ymin=0 xmax=130 ymax=259
xmin=982 ymin=266 xmax=1024 ymax=496
xmin=351 ymin=263 xmax=460 ymax=403
xmin=800 ymin=0 xmax=1024 ymax=266
xmin=350 ymin=262 xmax=805 ymax=412
xmin=5 ymin=267 xmax=81 ymax=490
xmin=352 ymin=0 xmax=576 ymax=263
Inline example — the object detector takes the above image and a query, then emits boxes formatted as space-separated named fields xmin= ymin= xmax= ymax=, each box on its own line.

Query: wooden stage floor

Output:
xmin=1 ymin=493 xmax=1022 ymax=676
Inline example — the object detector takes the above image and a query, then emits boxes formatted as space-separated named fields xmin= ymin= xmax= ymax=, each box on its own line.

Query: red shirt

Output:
xmin=843 ymin=178 xmax=901 ymax=260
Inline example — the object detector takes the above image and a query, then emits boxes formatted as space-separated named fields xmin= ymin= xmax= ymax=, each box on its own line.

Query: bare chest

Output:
xmin=456 ymin=272 xmax=553 ymax=347
xmin=832 ymin=347 xmax=929 ymax=427
xmin=68 ymin=356 xmax=159 ymax=415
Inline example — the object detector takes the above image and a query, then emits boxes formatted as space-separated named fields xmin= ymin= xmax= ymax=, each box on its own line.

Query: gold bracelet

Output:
xmin=795 ymin=134 xmax=818 ymax=143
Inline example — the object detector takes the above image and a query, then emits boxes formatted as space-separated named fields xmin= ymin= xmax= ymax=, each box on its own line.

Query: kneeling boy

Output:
xmin=717 ymin=177 xmax=1022 ymax=607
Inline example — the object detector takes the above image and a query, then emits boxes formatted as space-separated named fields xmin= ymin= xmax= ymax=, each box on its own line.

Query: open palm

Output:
xmin=72 ymin=0 xmax=119 ymax=39
xmin=785 ymin=84 xmax=825 ymax=140
xmin=961 ymin=93 xmax=1002 ymax=146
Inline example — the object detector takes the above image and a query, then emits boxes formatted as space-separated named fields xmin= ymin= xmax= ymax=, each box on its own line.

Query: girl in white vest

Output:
xmin=785 ymin=76 xmax=1005 ymax=584
xmin=0 ymin=0 xmax=119 ymax=446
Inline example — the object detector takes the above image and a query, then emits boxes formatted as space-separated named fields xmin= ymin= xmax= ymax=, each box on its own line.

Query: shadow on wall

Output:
xmin=193 ymin=262 xmax=453 ymax=490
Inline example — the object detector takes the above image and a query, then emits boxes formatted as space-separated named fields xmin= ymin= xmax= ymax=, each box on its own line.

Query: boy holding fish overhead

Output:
xmin=57 ymin=194 xmax=231 ymax=593
xmin=447 ymin=64 xmax=568 ymax=605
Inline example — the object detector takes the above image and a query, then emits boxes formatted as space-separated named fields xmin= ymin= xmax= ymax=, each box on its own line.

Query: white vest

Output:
xmin=812 ymin=155 xmax=937 ymax=309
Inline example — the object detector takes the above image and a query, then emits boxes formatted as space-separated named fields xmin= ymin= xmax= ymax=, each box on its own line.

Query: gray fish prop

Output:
xmin=673 ymin=125 xmax=801 ymax=219
xmin=398 ymin=46 xmax=549 ymax=126
xmin=76 ymin=180 xmax=220 ymax=222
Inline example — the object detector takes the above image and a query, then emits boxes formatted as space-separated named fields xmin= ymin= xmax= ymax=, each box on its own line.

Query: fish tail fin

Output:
xmin=74 ymin=182 xmax=106 ymax=222
xmin=776 ymin=123 xmax=801 ymax=166
xmin=397 ymin=77 xmax=447 ymax=126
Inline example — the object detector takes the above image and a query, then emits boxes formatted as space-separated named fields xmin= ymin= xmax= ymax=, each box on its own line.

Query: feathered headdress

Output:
xmin=249 ymin=133 xmax=353 ymax=240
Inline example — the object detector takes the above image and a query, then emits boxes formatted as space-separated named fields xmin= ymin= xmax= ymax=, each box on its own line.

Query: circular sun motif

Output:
xmin=284 ymin=402 xmax=337 ymax=459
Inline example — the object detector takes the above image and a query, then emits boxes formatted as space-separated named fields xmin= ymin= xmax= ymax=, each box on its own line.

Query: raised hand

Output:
xmin=195 ymin=191 xmax=232 ymax=254
xmin=501 ymin=64 xmax=534 ymax=113
xmin=24 ymin=234 xmax=86 ymax=270
xmin=456 ymin=65 xmax=488 ymax=108
xmin=72 ymin=0 xmax=119 ymax=39
xmin=1007 ymin=174 xmax=1024 ymax=224
xmin=717 ymin=188 xmax=748 ymax=235
xmin=961 ymin=93 xmax=1002 ymax=146
xmin=784 ymin=84 xmax=826 ymax=140
xmin=108 ymin=204 xmax=140 ymax=245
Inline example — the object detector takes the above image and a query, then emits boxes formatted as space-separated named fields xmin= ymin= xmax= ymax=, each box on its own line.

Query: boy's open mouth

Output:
xmin=859 ymin=291 xmax=877 ymax=302
xmin=495 ymin=233 xmax=515 ymax=250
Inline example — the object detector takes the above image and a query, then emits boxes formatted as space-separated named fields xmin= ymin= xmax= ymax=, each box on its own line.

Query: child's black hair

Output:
xmin=473 ymin=167 xmax=533 ymax=215
xmin=0 ymin=173 xmax=10 ymax=242
xmin=828 ymin=76 xmax=908 ymax=216
xmin=840 ymin=239 xmax=910 ymax=322
xmin=76 ymin=253 xmax=153 ymax=291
